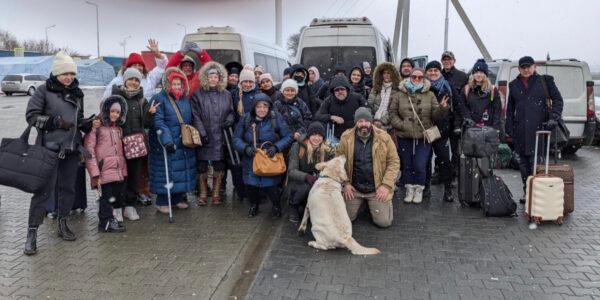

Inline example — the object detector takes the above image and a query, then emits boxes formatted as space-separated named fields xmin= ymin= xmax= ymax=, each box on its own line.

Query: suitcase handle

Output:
xmin=533 ymin=131 xmax=551 ymax=175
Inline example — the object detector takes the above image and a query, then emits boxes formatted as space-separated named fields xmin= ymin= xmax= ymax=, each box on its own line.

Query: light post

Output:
xmin=44 ymin=24 xmax=56 ymax=54
xmin=121 ymin=35 xmax=132 ymax=58
xmin=176 ymin=23 xmax=187 ymax=35
xmin=85 ymin=1 xmax=100 ymax=57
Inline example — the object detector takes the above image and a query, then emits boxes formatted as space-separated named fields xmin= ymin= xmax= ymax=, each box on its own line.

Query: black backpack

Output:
xmin=480 ymin=175 xmax=517 ymax=217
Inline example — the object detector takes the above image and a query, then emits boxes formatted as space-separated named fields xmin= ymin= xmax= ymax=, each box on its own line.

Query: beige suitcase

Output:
xmin=525 ymin=131 xmax=565 ymax=225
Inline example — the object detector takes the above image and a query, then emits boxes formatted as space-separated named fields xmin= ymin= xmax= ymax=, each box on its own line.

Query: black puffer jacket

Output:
xmin=290 ymin=64 xmax=321 ymax=114
xmin=314 ymin=75 xmax=367 ymax=138
xmin=463 ymin=84 xmax=501 ymax=130
xmin=111 ymin=85 xmax=152 ymax=136
xmin=26 ymin=75 xmax=93 ymax=153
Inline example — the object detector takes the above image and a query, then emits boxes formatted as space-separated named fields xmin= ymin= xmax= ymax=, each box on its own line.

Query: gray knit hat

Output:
xmin=123 ymin=67 xmax=143 ymax=83
xmin=354 ymin=107 xmax=373 ymax=123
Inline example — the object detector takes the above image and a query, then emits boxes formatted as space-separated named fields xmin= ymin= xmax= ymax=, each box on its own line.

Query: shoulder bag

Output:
xmin=251 ymin=123 xmax=286 ymax=176
xmin=407 ymin=95 xmax=441 ymax=143
xmin=167 ymin=96 xmax=202 ymax=148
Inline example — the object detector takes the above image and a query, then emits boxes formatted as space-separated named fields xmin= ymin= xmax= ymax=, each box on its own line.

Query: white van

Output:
xmin=182 ymin=26 xmax=290 ymax=82
xmin=295 ymin=17 xmax=394 ymax=79
xmin=487 ymin=59 xmax=596 ymax=154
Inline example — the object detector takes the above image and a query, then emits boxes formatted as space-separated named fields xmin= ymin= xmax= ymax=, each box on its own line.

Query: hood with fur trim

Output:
xmin=199 ymin=61 xmax=228 ymax=92
xmin=398 ymin=78 xmax=431 ymax=94
xmin=372 ymin=62 xmax=400 ymax=93
xmin=101 ymin=95 xmax=128 ymax=126
xmin=162 ymin=67 xmax=190 ymax=97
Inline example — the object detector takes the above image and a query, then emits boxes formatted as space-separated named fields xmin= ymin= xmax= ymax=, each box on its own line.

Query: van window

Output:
xmin=205 ymin=49 xmax=241 ymax=65
xmin=300 ymin=47 xmax=376 ymax=79
xmin=3 ymin=75 xmax=22 ymax=82
xmin=266 ymin=56 xmax=280 ymax=82
xmin=488 ymin=66 xmax=499 ymax=84
xmin=254 ymin=53 xmax=267 ymax=70
xmin=545 ymin=66 xmax=585 ymax=99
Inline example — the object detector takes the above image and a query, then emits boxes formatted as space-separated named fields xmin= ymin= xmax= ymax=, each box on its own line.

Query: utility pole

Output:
xmin=45 ymin=24 xmax=56 ymax=54
xmin=85 ymin=1 xmax=100 ymax=57
xmin=399 ymin=0 xmax=410 ymax=59
xmin=392 ymin=0 xmax=404 ymax=59
xmin=176 ymin=23 xmax=187 ymax=35
xmin=443 ymin=0 xmax=449 ymax=51
xmin=275 ymin=0 xmax=283 ymax=47
xmin=121 ymin=36 xmax=131 ymax=58
xmin=450 ymin=0 xmax=491 ymax=60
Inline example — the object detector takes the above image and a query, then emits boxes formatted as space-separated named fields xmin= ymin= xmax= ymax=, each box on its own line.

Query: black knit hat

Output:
xmin=425 ymin=60 xmax=442 ymax=72
xmin=400 ymin=58 xmax=414 ymax=68
xmin=307 ymin=122 xmax=326 ymax=138
xmin=471 ymin=59 xmax=489 ymax=76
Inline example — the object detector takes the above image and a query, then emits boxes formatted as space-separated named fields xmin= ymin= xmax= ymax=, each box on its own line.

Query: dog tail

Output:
xmin=344 ymin=237 xmax=380 ymax=255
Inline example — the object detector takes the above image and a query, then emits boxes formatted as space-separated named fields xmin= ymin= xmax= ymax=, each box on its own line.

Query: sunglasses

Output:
xmin=334 ymin=87 xmax=346 ymax=92
xmin=411 ymin=75 xmax=424 ymax=80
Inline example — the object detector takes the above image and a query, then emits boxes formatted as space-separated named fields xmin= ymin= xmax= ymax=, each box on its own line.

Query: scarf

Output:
xmin=121 ymin=85 xmax=142 ymax=99
xmin=374 ymin=82 xmax=392 ymax=120
xmin=170 ymin=88 xmax=184 ymax=100
xmin=404 ymin=80 xmax=423 ymax=94
xmin=46 ymin=75 xmax=84 ymax=100
xmin=430 ymin=77 xmax=453 ymax=97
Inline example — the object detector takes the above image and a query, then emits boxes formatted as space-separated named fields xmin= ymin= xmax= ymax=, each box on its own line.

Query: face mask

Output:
xmin=293 ymin=75 xmax=305 ymax=83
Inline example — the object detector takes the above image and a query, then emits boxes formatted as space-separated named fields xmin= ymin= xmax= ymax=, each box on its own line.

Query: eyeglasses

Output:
xmin=334 ymin=87 xmax=346 ymax=92
xmin=411 ymin=75 xmax=424 ymax=80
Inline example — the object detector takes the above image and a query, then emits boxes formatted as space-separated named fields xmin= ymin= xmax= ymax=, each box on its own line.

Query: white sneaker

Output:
xmin=113 ymin=208 xmax=124 ymax=222
xmin=403 ymin=184 xmax=415 ymax=203
xmin=123 ymin=206 xmax=140 ymax=221
xmin=413 ymin=185 xmax=425 ymax=204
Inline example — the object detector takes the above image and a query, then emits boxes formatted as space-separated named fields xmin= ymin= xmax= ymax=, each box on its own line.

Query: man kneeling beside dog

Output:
xmin=298 ymin=107 xmax=400 ymax=255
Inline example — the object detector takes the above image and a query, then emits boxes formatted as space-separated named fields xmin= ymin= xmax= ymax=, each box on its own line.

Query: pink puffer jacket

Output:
xmin=84 ymin=125 xmax=127 ymax=185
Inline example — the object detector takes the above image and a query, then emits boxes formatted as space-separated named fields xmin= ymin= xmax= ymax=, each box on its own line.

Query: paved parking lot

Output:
xmin=1 ymin=91 xmax=599 ymax=299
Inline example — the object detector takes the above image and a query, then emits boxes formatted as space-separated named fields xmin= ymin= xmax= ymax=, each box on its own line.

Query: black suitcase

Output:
xmin=459 ymin=155 xmax=481 ymax=206
xmin=481 ymin=175 xmax=517 ymax=217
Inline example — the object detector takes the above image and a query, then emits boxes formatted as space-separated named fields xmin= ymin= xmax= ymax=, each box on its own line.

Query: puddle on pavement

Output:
xmin=1 ymin=105 xmax=15 ymax=109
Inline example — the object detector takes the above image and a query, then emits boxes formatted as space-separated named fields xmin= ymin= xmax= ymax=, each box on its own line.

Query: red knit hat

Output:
xmin=125 ymin=53 xmax=146 ymax=71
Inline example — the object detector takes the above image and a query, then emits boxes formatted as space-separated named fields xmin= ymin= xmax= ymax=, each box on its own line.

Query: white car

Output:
xmin=1 ymin=74 xmax=47 ymax=96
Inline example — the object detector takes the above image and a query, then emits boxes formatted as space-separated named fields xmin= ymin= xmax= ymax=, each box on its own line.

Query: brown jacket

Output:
xmin=336 ymin=126 xmax=400 ymax=202
xmin=389 ymin=79 xmax=448 ymax=139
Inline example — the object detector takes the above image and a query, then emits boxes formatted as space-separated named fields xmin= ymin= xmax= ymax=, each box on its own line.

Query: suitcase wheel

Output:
xmin=534 ymin=217 xmax=541 ymax=225
xmin=556 ymin=216 xmax=564 ymax=226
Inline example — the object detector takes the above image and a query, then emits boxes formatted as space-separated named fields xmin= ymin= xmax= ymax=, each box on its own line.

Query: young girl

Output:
xmin=84 ymin=95 xmax=128 ymax=233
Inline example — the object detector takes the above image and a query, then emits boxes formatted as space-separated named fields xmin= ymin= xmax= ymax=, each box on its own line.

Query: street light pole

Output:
xmin=176 ymin=23 xmax=187 ymax=35
xmin=45 ymin=24 xmax=56 ymax=54
xmin=121 ymin=36 xmax=132 ymax=58
xmin=85 ymin=1 xmax=100 ymax=57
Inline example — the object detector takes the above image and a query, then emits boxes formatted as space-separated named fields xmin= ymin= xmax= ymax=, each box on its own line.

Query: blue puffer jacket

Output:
xmin=233 ymin=94 xmax=293 ymax=187
xmin=148 ymin=68 xmax=197 ymax=195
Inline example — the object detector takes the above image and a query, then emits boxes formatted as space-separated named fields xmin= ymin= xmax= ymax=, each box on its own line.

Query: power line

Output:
xmin=343 ymin=0 xmax=361 ymax=17
xmin=358 ymin=0 xmax=376 ymax=16
xmin=334 ymin=0 xmax=350 ymax=17
xmin=324 ymin=0 xmax=340 ymax=16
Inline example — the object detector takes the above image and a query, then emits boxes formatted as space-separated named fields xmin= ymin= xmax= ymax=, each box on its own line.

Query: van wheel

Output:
xmin=562 ymin=144 xmax=580 ymax=155
xmin=3 ymin=92 xmax=11 ymax=96
xmin=27 ymin=87 xmax=35 ymax=96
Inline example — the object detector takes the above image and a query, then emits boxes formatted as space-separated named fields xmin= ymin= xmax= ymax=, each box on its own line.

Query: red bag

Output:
xmin=122 ymin=133 xmax=147 ymax=159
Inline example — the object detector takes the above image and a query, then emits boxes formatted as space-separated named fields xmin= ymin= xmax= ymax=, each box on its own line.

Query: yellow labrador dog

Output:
xmin=298 ymin=156 xmax=380 ymax=255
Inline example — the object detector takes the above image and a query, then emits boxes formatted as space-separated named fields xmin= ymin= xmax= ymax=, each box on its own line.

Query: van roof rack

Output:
xmin=490 ymin=59 xmax=511 ymax=62
xmin=549 ymin=58 xmax=581 ymax=62
xmin=310 ymin=17 xmax=372 ymax=26
xmin=196 ymin=26 xmax=236 ymax=34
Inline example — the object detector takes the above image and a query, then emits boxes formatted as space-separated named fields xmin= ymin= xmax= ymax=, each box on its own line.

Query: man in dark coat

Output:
xmin=399 ymin=58 xmax=414 ymax=80
xmin=314 ymin=75 xmax=367 ymax=139
xmin=505 ymin=56 xmax=563 ymax=203
xmin=290 ymin=64 xmax=321 ymax=114
xmin=317 ymin=63 xmax=347 ymax=101
xmin=441 ymin=51 xmax=468 ymax=179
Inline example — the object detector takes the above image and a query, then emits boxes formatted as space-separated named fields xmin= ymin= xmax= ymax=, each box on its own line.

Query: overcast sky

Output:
xmin=1 ymin=0 xmax=599 ymax=70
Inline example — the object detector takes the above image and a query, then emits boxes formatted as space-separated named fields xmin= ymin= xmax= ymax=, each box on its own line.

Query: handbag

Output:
xmin=167 ymin=96 xmax=202 ymax=148
xmin=251 ymin=123 xmax=286 ymax=176
xmin=462 ymin=126 xmax=500 ymax=158
xmin=122 ymin=132 xmax=148 ymax=159
xmin=407 ymin=96 xmax=441 ymax=143
xmin=0 ymin=125 xmax=59 ymax=194
xmin=540 ymin=75 xmax=570 ymax=146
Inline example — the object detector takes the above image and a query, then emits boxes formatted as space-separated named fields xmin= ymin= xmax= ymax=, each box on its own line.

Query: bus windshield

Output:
xmin=205 ymin=49 xmax=242 ymax=65
xmin=300 ymin=46 xmax=376 ymax=80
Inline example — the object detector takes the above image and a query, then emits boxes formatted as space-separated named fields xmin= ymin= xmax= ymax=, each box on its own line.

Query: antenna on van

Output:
xmin=546 ymin=52 xmax=551 ymax=61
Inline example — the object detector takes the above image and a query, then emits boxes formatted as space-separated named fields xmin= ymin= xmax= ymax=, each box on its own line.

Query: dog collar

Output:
xmin=318 ymin=175 xmax=343 ymax=184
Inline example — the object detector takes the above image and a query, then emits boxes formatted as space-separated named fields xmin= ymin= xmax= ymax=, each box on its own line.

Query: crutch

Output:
xmin=229 ymin=127 xmax=241 ymax=164
xmin=223 ymin=127 xmax=240 ymax=166
xmin=157 ymin=129 xmax=174 ymax=223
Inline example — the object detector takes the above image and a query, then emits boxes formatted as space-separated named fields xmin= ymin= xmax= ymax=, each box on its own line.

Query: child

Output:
xmin=84 ymin=95 xmax=129 ymax=232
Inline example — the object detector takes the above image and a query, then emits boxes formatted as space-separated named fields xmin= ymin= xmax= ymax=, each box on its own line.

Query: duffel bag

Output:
xmin=462 ymin=126 xmax=499 ymax=158
xmin=0 ymin=125 xmax=58 ymax=194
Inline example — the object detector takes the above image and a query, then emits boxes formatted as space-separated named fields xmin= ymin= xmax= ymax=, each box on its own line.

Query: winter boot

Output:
xmin=99 ymin=219 xmax=126 ymax=233
xmin=519 ymin=186 xmax=526 ymax=204
xmin=248 ymin=199 xmax=259 ymax=218
xmin=212 ymin=171 xmax=224 ymax=205
xmin=272 ymin=200 xmax=282 ymax=219
xmin=197 ymin=173 xmax=209 ymax=206
xmin=220 ymin=172 xmax=228 ymax=198
xmin=288 ymin=205 xmax=301 ymax=223
xmin=23 ymin=227 xmax=38 ymax=256
xmin=57 ymin=217 xmax=76 ymax=241
xmin=413 ymin=185 xmax=425 ymax=204
xmin=123 ymin=206 xmax=140 ymax=220
xmin=442 ymin=183 xmax=454 ymax=202
xmin=403 ymin=184 xmax=415 ymax=203
xmin=113 ymin=208 xmax=124 ymax=222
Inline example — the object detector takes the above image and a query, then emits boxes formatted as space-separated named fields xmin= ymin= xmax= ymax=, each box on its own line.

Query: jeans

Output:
xmin=397 ymin=138 xmax=432 ymax=186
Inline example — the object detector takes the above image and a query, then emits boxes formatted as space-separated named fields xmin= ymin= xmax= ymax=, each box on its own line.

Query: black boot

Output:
xmin=248 ymin=200 xmax=259 ymax=218
xmin=272 ymin=200 xmax=282 ymax=219
xmin=288 ymin=205 xmax=300 ymax=223
xmin=24 ymin=227 xmax=38 ymax=256
xmin=57 ymin=217 xmax=76 ymax=241
xmin=99 ymin=219 xmax=126 ymax=233
xmin=519 ymin=186 xmax=526 ymax=204
xmin=443 ymin=183 xmax=454 ymax=202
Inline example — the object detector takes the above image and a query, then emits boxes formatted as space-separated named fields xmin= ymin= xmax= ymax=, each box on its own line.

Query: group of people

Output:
xmin=21 ymin=39 xmax=563 ymax=256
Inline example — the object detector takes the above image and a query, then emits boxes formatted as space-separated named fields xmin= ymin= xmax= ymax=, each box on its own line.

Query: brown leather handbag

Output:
xmin=251 ymin=123 xmax=286 ymax=176
xmin=168 ymin=96 xmax=201 ymax=148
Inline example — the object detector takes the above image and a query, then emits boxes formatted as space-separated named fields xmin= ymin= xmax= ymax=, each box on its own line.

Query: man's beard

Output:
xmin=357 ymin=125 xmax=371 ymax=137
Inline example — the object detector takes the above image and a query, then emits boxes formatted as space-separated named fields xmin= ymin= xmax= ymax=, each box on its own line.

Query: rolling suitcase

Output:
xmin=459 ymin=155 xmax=480 ymax=206
xmin=525 ymin=131 xmax=564 ymax=225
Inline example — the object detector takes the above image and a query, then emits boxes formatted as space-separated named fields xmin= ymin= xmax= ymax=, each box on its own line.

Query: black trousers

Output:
xmin=426 ymin=136 xmax=453 ymax=185
xmin=99 ymin=181 xmax=126 ymax=224
xmin=518 ymin=154 xmax=537 ymax=187
xmin=230 ymin=165 xmax=246 ymax=198
xmin=198 ymin=160 xmax=226 ymax=173
xmin=125 ymin=157 xmax=145 ymax=206
xmin=450 ymin=135 xmax=460 ymax=178
xmin=247 ymin=185 xmax=280 ymax=208
xmin=289 ymin=181 xmax=311 ymax=207
xmin=28 ymin=153 xmax=79 ymax=227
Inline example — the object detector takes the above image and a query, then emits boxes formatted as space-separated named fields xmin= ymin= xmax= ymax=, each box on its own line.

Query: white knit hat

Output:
xmin=239 ymin=69 xmax=255 ymax=83
xmin=52 ymin=51 xmax=77 ymax=76
xmin=280 ymin=79 xmax=298 ymax=93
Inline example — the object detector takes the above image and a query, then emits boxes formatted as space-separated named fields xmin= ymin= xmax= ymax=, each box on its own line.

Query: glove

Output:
xmin=462 ymin=118 xmax=475 ymax=128
xmin=182 ymin=42 xmax=201 ymax=54
xmin=78 ymin=114 xmax=96 ymax=133
xmin=221 ymin=119 xmax=234 ymax=129
xmin=266 ymin=145 xmax=278 ymax=158
xmin=244 ymin=146 xmax=256 ymax=157
xmin=544 ymin=119 xmax=558 ymax=130
xmin=453 ymin=127 xmax=462 ymax=136
xmin=201 ymin=136 xmax=209 ymax=146
xmin=304 ymin=174 xmax=317 ymax=185
xmin=53 ymin=116 xmax=74 ymax=130
xmin=165 ymin=143 xmax=176 ymax=154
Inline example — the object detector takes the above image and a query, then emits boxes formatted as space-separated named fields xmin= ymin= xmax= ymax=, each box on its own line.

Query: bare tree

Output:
xmin=287 ymin=26 xmax=306 ymax=57
xmin=0 ymin=28 xmax=20 ymax=50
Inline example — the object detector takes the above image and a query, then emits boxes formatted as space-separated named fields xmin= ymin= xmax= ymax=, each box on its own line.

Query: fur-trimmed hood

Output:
xmin=199 ymin=61 xmax=228 ymax=92
xmin=101 ymin=95 xmax=128 ymax=126
xmin=398 ymin=78 xmax=431 ymax=94
xmin=162 ymin=67 xmax=190 ymax=97
xmin=372 ymin=62 xmax=400 ymax=93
